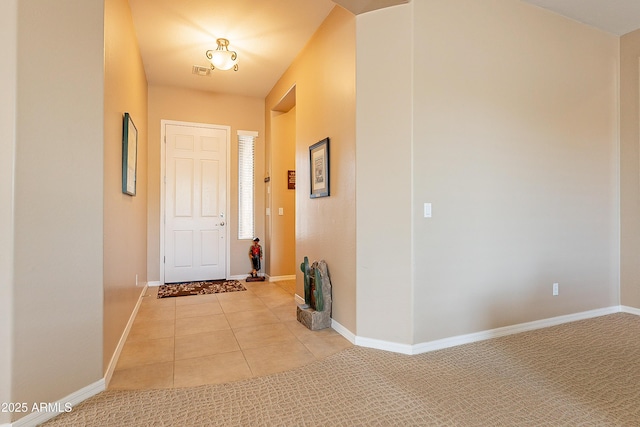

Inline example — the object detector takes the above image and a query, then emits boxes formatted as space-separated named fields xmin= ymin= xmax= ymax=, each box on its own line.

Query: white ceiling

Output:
xmin=128 ymin=0 xmax=640 ymax=99
xmin=128 ymin=0 xmax=336 ymax=98
xmin=521 ymin=0 xmax=640 ymax=36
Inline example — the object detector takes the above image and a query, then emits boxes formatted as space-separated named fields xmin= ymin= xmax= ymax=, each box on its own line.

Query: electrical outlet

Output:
xmin=552 ymin=282 xmax=559 ymax=296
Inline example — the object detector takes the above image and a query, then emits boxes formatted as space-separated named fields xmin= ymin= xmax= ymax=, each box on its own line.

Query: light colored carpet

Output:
xmin=42 ymin=313 xmax=640 ymax=426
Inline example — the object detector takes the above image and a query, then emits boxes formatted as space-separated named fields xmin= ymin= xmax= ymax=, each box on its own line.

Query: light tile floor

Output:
xmin=109 ymin=279 xmax=352 ymax=390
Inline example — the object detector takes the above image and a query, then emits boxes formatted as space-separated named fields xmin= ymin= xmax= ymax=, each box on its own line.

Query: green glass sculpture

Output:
xmin=300 ymin=256 xmax=323 ymax=311
xmin=301 ymin=256 xmax=310 ymax=306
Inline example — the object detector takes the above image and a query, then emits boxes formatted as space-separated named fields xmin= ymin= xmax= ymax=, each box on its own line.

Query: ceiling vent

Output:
xmin=191 ymin=65 xmax=211 ymax=77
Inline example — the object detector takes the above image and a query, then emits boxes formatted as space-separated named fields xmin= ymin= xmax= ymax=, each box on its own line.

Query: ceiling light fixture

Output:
xmin=206 ymin=38 xmax=238 ymax=71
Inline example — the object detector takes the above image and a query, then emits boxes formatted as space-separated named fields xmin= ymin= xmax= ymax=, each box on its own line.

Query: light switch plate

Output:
xmin=278 ymin=207 xmax=284 ymax=216
xmin=424 ymin=203 xmax=432 ymax=218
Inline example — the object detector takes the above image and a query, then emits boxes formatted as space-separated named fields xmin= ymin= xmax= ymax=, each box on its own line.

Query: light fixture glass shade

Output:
xmin=209 ymin=50 xmax=236 ymax=70
xmin=206 ymin=38 xmax=238 ymax=71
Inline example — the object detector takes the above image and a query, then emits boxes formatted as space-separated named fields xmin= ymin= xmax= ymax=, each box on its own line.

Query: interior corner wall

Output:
xmin=412 ymin=0 xmax=619 ymax=343
xmin=103 ymin=0 xmax=149 ymax=372
xmin=620 ymin=29 xmax=640 ymax=309
xmin=355 ymin=4 xmax=414 ymax=344
xmin=12 ymin=0 xmax=104 ymax=420
xmin=265 ymin=6 xmax=357 ymax=332
xmin=0 ymin=0 xmax=17 ymax=423
xmin=147 ymin=86 xmax=265 ymax=280
xmin=268 ymin=107 xmax=296 ymax=277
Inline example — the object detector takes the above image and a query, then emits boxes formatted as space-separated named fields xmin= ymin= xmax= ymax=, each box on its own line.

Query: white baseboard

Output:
xmin=411 ymin=306 xmax=620 ymax=355
xmin=13 ymin=306 xmax=632 ymax=427
xmin=293 ymin=295 xmax=357 ymax=346
xmin=356 ymin=336 xmax=413 ymax=354
xmin=147 ymin=281 xmax=161 ymax=287
xmin=104 ymin=285 xmax=147 ymax=387
xmin=293 ymin=299 xmax=357 ymax=345
xmin=352 ymin=306 xmax=622 ymax=356
xmin=8 ymin=287 xmax=151 ymax=426
xmin=228 ymin=274 xmax=250 ymax=281
xmin=331 ymin=318 xmax=356 ymax=345
xmin=268 ymin=275 xmax=295 ymax=282
xmin=621 ymin=305 xmax=640 ymax=316
xmin=11 ymin=378 xmax=105 ymax=427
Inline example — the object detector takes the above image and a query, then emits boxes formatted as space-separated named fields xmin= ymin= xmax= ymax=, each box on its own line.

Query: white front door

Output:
xmin=164 ymin=123 xmax=228 ymax=282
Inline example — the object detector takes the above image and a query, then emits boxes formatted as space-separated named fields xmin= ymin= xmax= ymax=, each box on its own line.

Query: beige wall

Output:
xmin=268 ymin=107 xmax=297 ymax=277
xmin=356 ymin=4 xmax=414 ymax=344
xmin=0 ymin=0 xmax=17 ymax=423
xmin=103 ymin=0 xmax=149 ymax=372
xmin=411 ymin=0 xmax=619 ymax=342
xmin=12 ymin=0 xmax=104 ymax=420
xmin=0 ymin=4 xmax=633 ymax=420
xmin=356 ymin=0 xmax=620 ymax=345
xmin=266 ymin=6 xmax=357 ymax=331
xmin=147 ymin=86 xmax=265 ymax=279
xmin=620 ymin=29 xmax=640 ymax=309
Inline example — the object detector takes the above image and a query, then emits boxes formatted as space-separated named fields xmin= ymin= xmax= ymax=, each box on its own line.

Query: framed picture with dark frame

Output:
xmin=309 ymin=137 xmax=329 ymax=198
xmin=122 ymin=112 xmax=138 ymax=196
xmin=288 ymin=170 xmax=296 ymax=190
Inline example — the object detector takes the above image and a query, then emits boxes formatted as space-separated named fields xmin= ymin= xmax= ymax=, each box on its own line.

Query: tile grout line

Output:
xmin=172 ymin=297 xmax=177 ymax=388
xmin=224 ymin=292 xmax=257 ymax=378
xmin=115 ymin=279 xmax=347 ymax=389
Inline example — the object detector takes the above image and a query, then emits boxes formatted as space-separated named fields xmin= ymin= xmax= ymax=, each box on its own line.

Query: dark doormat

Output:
xmin=157 ymin=279 xmax=246 ymax=298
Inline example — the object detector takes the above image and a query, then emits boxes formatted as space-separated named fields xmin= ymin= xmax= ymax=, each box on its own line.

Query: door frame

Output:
xmin=160 ymin=119 xmax=231 ymax=284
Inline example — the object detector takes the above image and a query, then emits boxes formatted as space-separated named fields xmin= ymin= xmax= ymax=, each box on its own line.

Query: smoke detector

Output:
xmin=191 ymin=65 xmax=211 ymax=77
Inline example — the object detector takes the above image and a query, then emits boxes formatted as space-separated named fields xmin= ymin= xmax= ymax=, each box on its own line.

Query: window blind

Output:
xmin=238 ymin=133 xmax=256 ymax=240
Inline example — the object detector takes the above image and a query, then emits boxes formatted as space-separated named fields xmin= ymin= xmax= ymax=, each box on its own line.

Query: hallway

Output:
xmin=109 ymin=280 xmax=352 ymax=389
